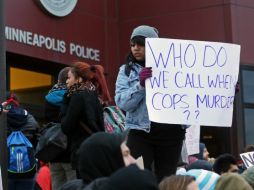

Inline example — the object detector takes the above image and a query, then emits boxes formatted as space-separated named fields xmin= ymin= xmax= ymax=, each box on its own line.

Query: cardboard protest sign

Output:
xmin=185 ymin=125 xmax=200 ymax=155
xmin=240 ymin=151 xmax=254 ymax=168
xmin=146 ymin=38 xmax=240 ymax=126
xmin=0 ymin=167 xmax=2 ymax=190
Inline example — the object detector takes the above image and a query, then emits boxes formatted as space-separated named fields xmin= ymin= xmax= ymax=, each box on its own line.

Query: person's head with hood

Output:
xmin=215 ymin=173 xmax=252 ymax=190
xmin=77 ymin=132 xmax=136 ymax=184
xmin=2 ymin=92 xmax=28 ymax=129
xmin=189 ymin=143 xmax=209 ymax=161
xmin=99 ymin=164 xmax=158 ymax=190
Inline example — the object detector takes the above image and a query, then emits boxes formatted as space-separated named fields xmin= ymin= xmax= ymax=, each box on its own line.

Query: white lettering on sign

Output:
xmin=69 ymin=43 xmax=100 ymax=61
xmin=240 ymin=151 xmax=254 ymax=168
xmin=5 ymin=26 xmax=100 ymax=62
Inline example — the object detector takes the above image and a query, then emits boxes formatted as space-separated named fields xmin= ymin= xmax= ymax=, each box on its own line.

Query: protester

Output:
xmin=241 ymin=166 xmax=254 ymax=189
xmin=213 ymin=153 xmax=239 ymax=175
xmin=60 ymin=61 xmax=111 ymax=174
xmin=159 ymin=175 xmax=199 ymax=190
xmin=186 ymin=160 xmax=213 ymax=171
xmin=4 ymin=92 xmax=39 ymax=147
xmin=237 ymin=144 xmax=254 ymax=174
xmin=98 ymin=164 xmax=158 ymax=190
xmin=44 ymin=67 xmax=76 ymax=190
xmin=215 ymin=173 xmax=252 ymax=190
xmin=61 ymin=132 xmax=136 ymax=190
xmin=2 ymin=92 xmax=39 ymax=190
xmin=188 ymin=143 xmax=210 ymax=164
xmin=115 ymin=25 xmax=186 ymax=181
xmin=186 ymin=169 xmax=220 ymax=190
xmin=34 ymin=161 xmax=52 ymax=190
xmin=244 ymin=144 xmax=254 ymax=152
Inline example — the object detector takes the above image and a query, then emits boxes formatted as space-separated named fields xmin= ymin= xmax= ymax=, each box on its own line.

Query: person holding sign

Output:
xmin=115 ymin=25 xmax=186 ymax=181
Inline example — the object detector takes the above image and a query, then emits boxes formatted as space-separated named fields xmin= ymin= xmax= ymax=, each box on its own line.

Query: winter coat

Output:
xmin=61 ymin=90 xmax=104 ymax=168
xmin=7 ymin=107 xmax=39 ymax=147
xmin=44 ymin=85 xmax=70 ymax=163
xmin=115 ymin=63 xmax=150 ymax=132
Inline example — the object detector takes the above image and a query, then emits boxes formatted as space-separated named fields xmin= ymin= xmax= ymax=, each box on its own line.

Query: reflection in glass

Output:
xmin=244 ymin=108 xmax=254 ymax=145
xmin=242 ymin=70 xmax=254 ymax=103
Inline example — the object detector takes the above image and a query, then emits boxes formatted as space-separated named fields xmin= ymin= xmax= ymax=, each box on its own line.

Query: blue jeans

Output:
xmin=8 ymin=178 xmax=35 ymax=190
xmin=49 ymin=162 xmax=76 ymax=190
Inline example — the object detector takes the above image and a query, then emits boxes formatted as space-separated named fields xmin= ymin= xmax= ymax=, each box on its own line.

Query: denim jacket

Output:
xmin=115 ymin=63 xmax=151 ymax=132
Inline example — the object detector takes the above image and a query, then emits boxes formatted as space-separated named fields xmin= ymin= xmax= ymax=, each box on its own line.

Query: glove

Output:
xmin=139 ymin=67 xmax=152 ymax=87
xmin=235 ymin=82 xmax=240 ymax=94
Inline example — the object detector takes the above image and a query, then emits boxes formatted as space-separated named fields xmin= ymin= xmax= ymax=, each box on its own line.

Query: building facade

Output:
xmin=5 ymin=0 xmax=254 ymax=157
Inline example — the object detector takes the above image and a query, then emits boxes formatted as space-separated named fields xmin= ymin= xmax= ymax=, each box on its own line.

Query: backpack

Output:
xmin=7 ymin=131 xmax=36 ymax=174
xmin=104 ymin=106 xmax=125 ymax=133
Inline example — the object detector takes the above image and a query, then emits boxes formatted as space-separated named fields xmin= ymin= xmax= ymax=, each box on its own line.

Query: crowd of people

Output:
xmin=0 ymin=24 xmax=253 ymax=190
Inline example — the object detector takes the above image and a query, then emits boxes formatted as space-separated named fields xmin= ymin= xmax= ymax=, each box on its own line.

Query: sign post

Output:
xmin=0 ymin=0 xmax=7 ymax=189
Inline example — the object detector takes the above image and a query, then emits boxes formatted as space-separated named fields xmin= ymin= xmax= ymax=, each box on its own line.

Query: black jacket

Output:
xmin=61 ymin=90 xmax=104 ymax=168
xmin=7 ymin=107 xmax=39 ymax=178
xmin=7 ymin=107 xmax=39 ymax=147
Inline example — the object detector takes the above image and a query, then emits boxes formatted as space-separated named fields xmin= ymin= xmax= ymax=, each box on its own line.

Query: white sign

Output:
xmin=0 ymin=167 xmax=2 ymax=190
xmin=185 ymin=125 xmax=200 ymax=155
xmin=146 ymin=38 xmax=240 ymax=126
xmin=5 ymin=26 xmax=100 ymax=62
xmin=240 ymin=151 xmax=254 ymax=168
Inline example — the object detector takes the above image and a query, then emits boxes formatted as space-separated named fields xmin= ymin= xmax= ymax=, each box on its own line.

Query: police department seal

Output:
xmin=37 ymin=0 xmax=78 ymax=17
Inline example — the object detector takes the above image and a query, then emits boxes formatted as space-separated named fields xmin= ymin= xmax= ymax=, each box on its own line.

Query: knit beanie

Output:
xmin=186 ymin=160 xmax=213 ymax=171
xmin=131 ymin=25 xmax=159 ymax=39
xmin=186 ymin=169 xmax=220 ymax=190
xmin=215 ymin=173 xmax=252 ymax=190
xmin=100 ymin=164 xmax=158 ymax=190
xmin=241 ymin=166 xmax=254 ymax=189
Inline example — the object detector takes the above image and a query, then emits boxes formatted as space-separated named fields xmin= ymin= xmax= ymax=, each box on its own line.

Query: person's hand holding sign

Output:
xmin=139 ymin=67 xmax=152 ymax=87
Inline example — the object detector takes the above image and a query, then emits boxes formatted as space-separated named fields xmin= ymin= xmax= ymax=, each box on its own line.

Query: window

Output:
xmin=244 ymin=108 xmax=254 ymax=144
xmin=242 ymin=70 xmax=254 ymax=104
xmin=242 ymin=68 xmax=254 ymax=145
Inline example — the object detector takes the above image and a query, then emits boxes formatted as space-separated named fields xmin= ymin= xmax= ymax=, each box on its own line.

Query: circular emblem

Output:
xmin=38 ymin=0 xmax=78 ymax=17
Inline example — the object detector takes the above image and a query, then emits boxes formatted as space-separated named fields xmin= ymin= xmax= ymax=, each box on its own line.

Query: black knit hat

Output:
xmin=100 ymin=164 xmax=158 ymax=190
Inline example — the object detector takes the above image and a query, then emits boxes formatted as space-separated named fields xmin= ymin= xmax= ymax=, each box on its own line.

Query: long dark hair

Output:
xmin=124 ymin=36 xmax=146 ymax=76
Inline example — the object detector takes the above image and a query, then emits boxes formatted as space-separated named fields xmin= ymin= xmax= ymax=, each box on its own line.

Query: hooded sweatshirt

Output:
xmin=99 ymin=164 xmax=158 ymax=190
xmin=215 ymin=173 xmax=252 ymax=190
xmin=77 ymin=132 xmax=125 ymax=183
xmin=61 ymin=132 xmax=125 ymax=190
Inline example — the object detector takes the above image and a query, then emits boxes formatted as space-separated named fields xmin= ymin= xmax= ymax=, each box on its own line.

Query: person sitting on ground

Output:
xmin=97 ymin=164 xmax=158 ymax=190
xmin=215 ymin=173 xmax=252 ymax=190
xmin=186 ymin=159 xmax=213 ymax=171
xmin=188 ymin=143 xmax=210 ymax=164
xmin=61 ymin=132 xmax=136 ymax=190
xmin=213 ymin=153 xmax=239 ymax=175
xmin=185 ymin=169 xmax=220 ymax=190
xmin=238 ymin=144 xmax=254 ymax=174
xmin=241 ymin=166 xmax=254 ymax=189
xmin=159 ymin=175 xmax=199 ymax=190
